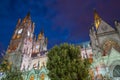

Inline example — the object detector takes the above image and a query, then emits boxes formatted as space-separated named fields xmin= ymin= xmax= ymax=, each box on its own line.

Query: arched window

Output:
xmin=40 ymin=73 xmax=45 ymax=80
xmin=29 ymin=74 xmax=34 ymax=80
xmin=113 ymin=65 xmax=120 ymax=77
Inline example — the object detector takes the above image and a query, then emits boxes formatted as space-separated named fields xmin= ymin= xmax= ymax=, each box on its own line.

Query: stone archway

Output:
xmin=113 ymin=65 xmax=120 ymax=77
xmin=109 ymin=60 xmax=120 ymax=78
xmin=27 ymin=69 xmax=36 ymax=80
xmin=38 ymin=67 xmax=49 ymax=80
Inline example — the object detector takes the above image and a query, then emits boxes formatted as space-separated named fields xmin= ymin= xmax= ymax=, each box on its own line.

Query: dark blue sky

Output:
xmin=0 ymin=0 xmax=120 ymax=51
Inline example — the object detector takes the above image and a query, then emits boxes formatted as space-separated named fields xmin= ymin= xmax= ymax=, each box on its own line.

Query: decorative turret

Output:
xmin=16 ymin=18 xmax=21 ymax=28
xmin=7 ymin=12 xmax=34 ymax=53
xmin=38 ymin=32 xmax=43 ymax=40
xmin=94 ymin=10 xmax=101 ymax=30
xmin=93 ymin=10 xmax=115 ymax=35
xmin=89 ymin=25 xmax=97 ymax=50
xmin=23 ymin=12 xmax=31 ymax=23
xmin=38 ymin=29 xmax=44 ymax=40
xmin=115 ymin=20 xmax=120 ymax=36
xmin=31 ymin=22 xmax=35 ymax=33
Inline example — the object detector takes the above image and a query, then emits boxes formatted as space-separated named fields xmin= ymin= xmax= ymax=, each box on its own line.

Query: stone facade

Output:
xmin=1 ymin=10 xmax=120 ymax=80
xmin=5 ymin=12 xmax=49 ymax=80
xmin=89 ymin=10 xmax=120 ymax=80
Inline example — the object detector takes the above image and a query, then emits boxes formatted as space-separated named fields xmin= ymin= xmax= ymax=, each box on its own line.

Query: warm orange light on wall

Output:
xmin=94 ymin=10 xmax=101 ymax=30
xmin=30 ymin=75 xmax=34 ymax=80
xmin=40 ymin=73 xmax=45 ymax=80
xmin=17 ymin=35 xmax=21 ymax=39
xmin=38 ymin=33 xmax=43 ymax=40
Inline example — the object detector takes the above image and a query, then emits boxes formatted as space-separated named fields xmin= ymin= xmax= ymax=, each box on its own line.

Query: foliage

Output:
xmin=47 ymin=43 xmax=90 ymax=80
xmin=0 ymin=55 xmax=23 ymax=80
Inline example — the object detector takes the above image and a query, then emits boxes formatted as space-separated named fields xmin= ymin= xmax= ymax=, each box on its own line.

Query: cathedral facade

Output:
xmin=89 ymin=10 xmax=120 ymax=80
xmin=1 ymin=11 xmax=120 ymax=80
xmin=6 ymin=13 xmax=49 ymax=80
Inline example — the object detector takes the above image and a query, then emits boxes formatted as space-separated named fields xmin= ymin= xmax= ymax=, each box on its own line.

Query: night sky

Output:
xmin=0 ymin=0 xmax=120 ymax=52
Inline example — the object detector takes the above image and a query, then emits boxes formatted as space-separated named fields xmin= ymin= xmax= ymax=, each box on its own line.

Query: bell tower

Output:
xmin=7 ymin=12 xmax=34 ymax=54
xmin=31 ymin=29 xmax=48 ymax=57
xmin=37 ymin=30 xmax=48 ymax=53
xmin=6 ymin=12 xmax=35 ymax=70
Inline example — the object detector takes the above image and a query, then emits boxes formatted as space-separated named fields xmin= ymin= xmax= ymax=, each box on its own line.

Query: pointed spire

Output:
xmin=23 ymin=11 xmax=31 ymax=23
xmin=32 ymin=22 xmax=35 ymax=33
xmin=114 ymin=20 xmax=119 ymax=26
xmin=26 ymin=11 xmax=31 ymax=19
xmin=94 ymin=9 xmax=101 ymax=30
xmin=38 ymin=29 xmax=44 ymax=40
xmin=16 ymin=18 xmax=21 ymax=27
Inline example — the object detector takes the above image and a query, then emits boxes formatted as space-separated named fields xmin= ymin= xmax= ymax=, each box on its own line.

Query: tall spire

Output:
xmin=94 ymin=9 xmax=101 ymax=30
xmin=16 ymin=18 xmax=21 ymax=28
xmin=26 ymin=11 xmax=31 ymax=18
xmin=23 ymin=11 xmax=31 ymax=22
xmin=31 ymin=22 xmax=35 ymax=33
xmin=38 ymin=29 xmax=44 ymax=40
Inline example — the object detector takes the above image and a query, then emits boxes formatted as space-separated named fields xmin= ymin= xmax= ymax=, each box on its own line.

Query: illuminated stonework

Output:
xmin=94 ymin=10 xmax=101 ymax=30
xmin=5 ymin=12 xmax=49 ymax=80
xmin=90 ymin=11 xmax=120 ymax=80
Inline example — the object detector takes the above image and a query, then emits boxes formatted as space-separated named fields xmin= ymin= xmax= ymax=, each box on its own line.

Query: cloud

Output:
xmin=0 ymin=0 xmax=120 ymax=49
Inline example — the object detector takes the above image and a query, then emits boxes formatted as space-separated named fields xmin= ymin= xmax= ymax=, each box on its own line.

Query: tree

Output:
xmin=0 ymin=55 xmax=23 ymax=80
xmin=47 ymin=43 xmax=90 ymax=80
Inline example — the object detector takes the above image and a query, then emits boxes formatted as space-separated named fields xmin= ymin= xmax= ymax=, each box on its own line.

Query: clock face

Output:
xmin=27 ymin=31 xmax=30 ymax=36
xmin=18 ymin=29 xmax=23 ymax=34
